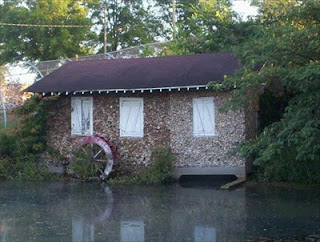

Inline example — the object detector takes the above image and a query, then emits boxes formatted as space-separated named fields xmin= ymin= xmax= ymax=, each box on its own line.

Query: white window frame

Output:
xmin=119 ymin=97 xmax=144 ymax=138
xmin=193 ymin=97 xmax=216 ymax=137
xmin=71 ymin=97 xmax=93 ymax=136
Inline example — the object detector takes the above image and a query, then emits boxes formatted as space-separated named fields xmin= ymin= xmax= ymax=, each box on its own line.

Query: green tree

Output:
xmin=224 ymin=0 xmax=320 ymax=183
xmin=154 ymin=0 xmax=199 ymax=37
xmin=252 ymin=0 xmax=297 ymax=21
xmin=0 ymin=0 xmax=97 ymax=64
xmin=90 ymin=0 xmax=165 ymax=52
xmin=161 ymin=0 xmax=250 ymax=55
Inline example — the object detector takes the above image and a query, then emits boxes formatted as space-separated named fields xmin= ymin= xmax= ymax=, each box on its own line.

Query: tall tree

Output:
xmin=90 ymin=0 xmax=165 ymax=52
xmin=161 ymin=0 xmax=250 ymax=55
xmin=0 ymin=0 xmax=97 ymax=64
xmin=225 ymin=0 xmax=320 ymax=183
xmin=155 ymin=0 xmax=199 ymax=37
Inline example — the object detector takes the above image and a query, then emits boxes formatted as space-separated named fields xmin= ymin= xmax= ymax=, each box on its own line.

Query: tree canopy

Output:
xmin=0 ymin=0 xmax=97 ymax=64
xmin=162 ymin=0 xmax=252 ymax=55
xmin=0 ymin=0 xmax=165 ymax=62
xmin=227 ymin=0 xmax=320 ymax=183
xmin=90 ymin=0 xmax=165 ymax=52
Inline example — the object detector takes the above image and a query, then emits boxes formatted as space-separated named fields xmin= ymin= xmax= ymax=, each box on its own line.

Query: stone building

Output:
xmin=26 ymin=53 xmax=257 ymax=179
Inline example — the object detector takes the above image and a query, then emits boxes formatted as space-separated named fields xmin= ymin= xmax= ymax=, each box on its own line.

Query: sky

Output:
xmin=232 ymin=0 xmax=259 ymax=19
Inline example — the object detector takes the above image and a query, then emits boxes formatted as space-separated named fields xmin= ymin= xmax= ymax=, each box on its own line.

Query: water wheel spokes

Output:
xmin=76 ymin=136 xmax=116 ymax=179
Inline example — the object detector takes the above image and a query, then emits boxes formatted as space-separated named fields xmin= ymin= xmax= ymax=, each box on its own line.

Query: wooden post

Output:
xmin=103 ymin=0 xmax=108 ymax=54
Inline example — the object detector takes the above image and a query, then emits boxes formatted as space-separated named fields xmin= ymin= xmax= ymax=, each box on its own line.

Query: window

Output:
xmin=193 ymin=97 xmax=216 ymax=137
xmin=71 ymin=97 xmax=93 ymax=136
xmin=120 ymin=98 xmax=144 ymax=137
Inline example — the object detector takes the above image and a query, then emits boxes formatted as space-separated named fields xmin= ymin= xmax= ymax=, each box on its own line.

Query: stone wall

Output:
xmin=93 ymin=93 xmax=170 ymax=173
xmin=168 ymin=90 xmax=245 ymax=168
xmin=46 ymin=97 xmax=73 ymax=156
xmin=46 ymin=90 xmax=247 ymax=174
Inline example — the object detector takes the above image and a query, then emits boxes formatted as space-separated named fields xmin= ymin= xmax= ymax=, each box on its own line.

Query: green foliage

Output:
xmin=109 ymin=146 xmax=174 ymax=185
xmin=0 ymin=156 xmax=58 ymax=181
xmin=234 ymin=0 xmax=320 ymax=184
xmin=139 ymin=47 xmax=157 ymax=57
xmin=0 ymin=95 xmax=57 ymax=180
xmin=90 ymin=0 xmax=165 ymax=52
xmin=0 ymin=0 xmax=97 ymax=63
xmin=162 ymin=0 xmax=251 ymax=55
xmin=69 ymin=147 xmax=105 ymax=180
xmin=0 ymin=0 xmax=166 ymax=62
xmin=154 ymin=0 xmax=200 ymax=38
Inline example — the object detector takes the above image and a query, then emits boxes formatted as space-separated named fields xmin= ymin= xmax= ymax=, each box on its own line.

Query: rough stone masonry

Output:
xmin=45 ymin=89 xmax=258 ymax=175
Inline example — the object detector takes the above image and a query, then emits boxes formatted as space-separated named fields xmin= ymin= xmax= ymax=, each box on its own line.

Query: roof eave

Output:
xmin=32 ymin=84 xmax=220 ymax=96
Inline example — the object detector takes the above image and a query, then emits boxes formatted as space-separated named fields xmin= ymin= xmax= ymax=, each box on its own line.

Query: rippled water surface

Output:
xmin=0 ymin=181 xmax=319 ymax=241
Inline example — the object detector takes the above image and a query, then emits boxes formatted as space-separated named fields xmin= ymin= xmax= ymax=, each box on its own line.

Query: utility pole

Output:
xmin=172 ymin=0 xmax=177 ymax=39
xmin=103 ymin=0 xmax=107 ymax=54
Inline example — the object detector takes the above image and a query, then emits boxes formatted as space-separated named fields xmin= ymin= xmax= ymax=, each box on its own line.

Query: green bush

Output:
xmin=0 ymin=95 xmax=58 ymax=180
xmin=0 ymin=158 xmax=12 ymax=180
xmin=0 ymin=156 xmax=58 ymax=181
xmin=109 ymin=146 xmax=174 ymax=185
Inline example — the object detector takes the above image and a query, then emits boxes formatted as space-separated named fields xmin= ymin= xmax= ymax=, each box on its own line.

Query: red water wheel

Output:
xmin=75 ymin=136 xmax=117 ymax=180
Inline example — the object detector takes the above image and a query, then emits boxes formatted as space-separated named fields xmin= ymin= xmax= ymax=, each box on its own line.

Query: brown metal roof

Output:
xmin=25 ymin=52 xmax=240 ymax=93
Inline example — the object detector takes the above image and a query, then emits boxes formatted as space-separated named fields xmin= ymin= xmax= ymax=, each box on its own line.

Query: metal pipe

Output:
xmin=27 ymin=62 xmax=44 ymax=82
xmin=0 ymin=89 xmax=7 ymax=128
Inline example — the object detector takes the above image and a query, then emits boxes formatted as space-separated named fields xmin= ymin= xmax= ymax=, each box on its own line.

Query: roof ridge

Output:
xmin=66 ymin=52 xmax=235 ymax=64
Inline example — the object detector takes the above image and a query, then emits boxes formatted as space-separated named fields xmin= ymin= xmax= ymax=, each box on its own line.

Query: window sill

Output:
xmin=71 ymin=133 xmax=93 ymax=137
xmin=119 ymin=136 xmax=144 ymax=139
xmin=193 ymin=134 xmax=217 ymax=138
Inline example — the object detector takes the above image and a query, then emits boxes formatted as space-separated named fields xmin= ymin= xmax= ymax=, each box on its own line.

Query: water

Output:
xmin=0 ymin=181 xmax=319 ymax=241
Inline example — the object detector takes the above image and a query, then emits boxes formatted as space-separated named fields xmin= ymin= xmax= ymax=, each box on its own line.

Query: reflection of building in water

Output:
xmin=67 ymin=185 xmax=246 ymax=241
xmin=121 ymin=220 xmax=145 ymax=242
xmin=71 ymin=186 xmax=114 ymax=242
xmin=166 ymin=187 xmax=246 ymax=241
xmin=194 ymin=226 xmax=216 ymax=242
xmin=0 ymin=222 xmax=9 ymax=242
xmin=109 ymin=186 xmax=246 ymax=241
xmin=72 ymin=218 xmax=94 ymax=242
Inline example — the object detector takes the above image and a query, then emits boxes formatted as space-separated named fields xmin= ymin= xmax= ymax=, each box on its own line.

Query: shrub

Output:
xmin=0 ymin=95 xmax=59 ymax=180
xmin=109 ymin=146 xmax=174 ymax=185
xmin=0 ymin=156 xmax=58 ymax=181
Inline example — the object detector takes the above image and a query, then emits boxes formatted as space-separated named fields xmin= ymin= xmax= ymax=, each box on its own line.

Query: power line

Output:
xmin=0 ymin=22 xmax=92 ymax=28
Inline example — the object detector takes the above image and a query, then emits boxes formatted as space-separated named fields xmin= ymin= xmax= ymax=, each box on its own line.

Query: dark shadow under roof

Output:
xmin=26 ymin=52 xmax=240 ymax=93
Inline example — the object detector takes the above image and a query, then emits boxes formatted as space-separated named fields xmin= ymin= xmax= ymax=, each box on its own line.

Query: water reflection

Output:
xmin=71 ymin=186 xmax=114 ymax=242
xmin=72 ymin=218 xmax=95 ymax=242
xmin=194 ymin=226 xmax=216 ymax=242
xmin=0 ymin=182 xmax=319 ymax=241
xmin=0 ymin=222 xmax=9 ymax=242
xmin=121 ymin=221 xmax=145 ymax=242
